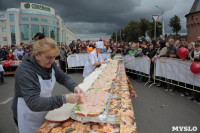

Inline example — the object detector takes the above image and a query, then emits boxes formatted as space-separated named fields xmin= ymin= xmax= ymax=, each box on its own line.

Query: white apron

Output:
xmin=83 ymin=50 xmax=102 ymax=77
xmin=17 ymin=69 xmax=56 ymax=133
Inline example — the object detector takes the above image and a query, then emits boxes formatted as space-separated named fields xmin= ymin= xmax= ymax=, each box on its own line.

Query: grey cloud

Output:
xmin=0 ymin=0 xmax=195 ymax=40
xmin=66 ymin=22 xmax=120 ymax=34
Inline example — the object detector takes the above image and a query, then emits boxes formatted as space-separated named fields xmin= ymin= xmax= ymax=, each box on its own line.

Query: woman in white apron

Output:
xmin=12 ymin=33 xmax=84 ymax=133
xmin=83 ymin=41 xmax=107 ymax=77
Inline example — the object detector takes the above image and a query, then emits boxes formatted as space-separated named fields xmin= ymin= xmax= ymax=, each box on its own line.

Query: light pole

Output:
xmin=155 ymin=5 xmax=165 ymax=40
xmin=154 ymin=21 xmax=156 ymax=40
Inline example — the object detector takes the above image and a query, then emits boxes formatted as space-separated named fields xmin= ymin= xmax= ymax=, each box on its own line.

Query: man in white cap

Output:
xmin=83 ymin=41 xmax=107 ymax=77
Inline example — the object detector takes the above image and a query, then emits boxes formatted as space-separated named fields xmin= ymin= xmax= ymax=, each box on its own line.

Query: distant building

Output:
xmin=186 ymin=0 xmax=200 ymax=42
xmin=0 ymin=2 xmax=76 ymax=46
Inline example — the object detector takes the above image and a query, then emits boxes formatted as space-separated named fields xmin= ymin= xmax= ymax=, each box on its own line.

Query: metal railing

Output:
xmin=150 ymin=58 xmax=200 ymax=93
xmin=65 ymin=54 xmax=200 ymax=93
xmin=66 ymin=53 xmax=110 ymax=72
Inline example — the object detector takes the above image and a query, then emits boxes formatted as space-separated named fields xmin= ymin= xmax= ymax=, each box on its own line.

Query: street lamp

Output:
xmin=155 ymin=5 xmax=165 ymax=40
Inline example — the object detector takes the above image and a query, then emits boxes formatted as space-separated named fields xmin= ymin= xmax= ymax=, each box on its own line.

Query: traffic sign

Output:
xmin=152 ymin=15 xmax=159 ymax=22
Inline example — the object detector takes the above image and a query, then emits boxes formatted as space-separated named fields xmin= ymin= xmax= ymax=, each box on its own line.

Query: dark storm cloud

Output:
xmin=0 ymin=0 xmax=195 ymax=40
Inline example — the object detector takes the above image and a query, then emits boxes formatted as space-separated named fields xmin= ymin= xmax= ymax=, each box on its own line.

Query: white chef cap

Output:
xmin=96 ymin=41 xmax=104 ymax=49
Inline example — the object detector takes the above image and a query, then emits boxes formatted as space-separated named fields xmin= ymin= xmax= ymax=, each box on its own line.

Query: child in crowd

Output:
xmin=129 ymin=44 xmax=137 ymax=56
xmin=6 ymin=50 xmax=14 ymax=61
xmin=188 ymin=42 xmax=195 ymax=55
xmin=165 ymin=50 xmax=176 ymax=92
xmin=191 ymin=42 xmax=200 ymax=62
xmin=134 ymin=48 xmax=143 ymax=57
xmin=0 ymin=61 xmax=5 ymax=84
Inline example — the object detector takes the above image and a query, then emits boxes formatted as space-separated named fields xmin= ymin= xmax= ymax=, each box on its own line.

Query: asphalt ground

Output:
xmin=0 ymin=72 xmax=199 ymax=133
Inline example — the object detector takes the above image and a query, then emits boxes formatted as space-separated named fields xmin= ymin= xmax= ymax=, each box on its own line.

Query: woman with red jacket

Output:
xmin=6 ymin=51 xmax=14 ymax=61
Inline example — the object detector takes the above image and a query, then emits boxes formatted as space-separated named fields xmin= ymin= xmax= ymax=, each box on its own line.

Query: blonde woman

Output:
xmin=12 ymin=33 xmax=84 ymax=133
xmin=188 ymin=42 xmax=195 ymax=56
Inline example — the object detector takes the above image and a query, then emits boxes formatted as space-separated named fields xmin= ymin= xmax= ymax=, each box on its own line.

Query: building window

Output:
xmin=41 ymin=18 xmax=48 ymax=23
xmin=31 ymin=25 xmax=39 ymax=39
xmin=50 ymin=20 xmax=55 ymax=24
xmin=21 ymin=24 xmax=29 ymax=40
xmin=21 ymin=10 xmax=56 ymax=18
xmin=56 ymin=21 xmax=59 ymax=25
xmin=57 ymin=28 xmax=59 ymax=41
xmin=3 ymin=37 xmax=7 ymax=41
xmin=0 ymin=20 xmax=6 ymax=23
xmin=9 ymin=14 xmax=14 ymax=21
xmin=31 ymin=17 xmax=39 ymax=22
xmin=10 ymin=25 xmax=16 ymax=44
xmin=41 ymin=25 xmax=49 ymax=37
xmin=2 ymin=28 xmax=6 ymax=32
xmin=20 ymin=17 xmax=28 ymax=21
xmin=50 ymin=27 xmax=55 ymax=40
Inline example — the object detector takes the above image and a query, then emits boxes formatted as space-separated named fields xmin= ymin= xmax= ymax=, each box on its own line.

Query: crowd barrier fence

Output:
xmin=66 ymin=53 xmax=110 ymax=69
xmin=151 ymin=58 xmax=200 ymax=93
xmin=65 ymin=54 xmax=200 ymax=93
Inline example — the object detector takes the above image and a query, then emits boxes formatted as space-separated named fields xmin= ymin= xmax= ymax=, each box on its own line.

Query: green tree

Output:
xmin=117 ymin=30 xmax=122 ymax=42
xmin=121 ymin=29 xmax=126 ymax=41
xmin=111 ymin=30 xmax=123 ymax=43
xmin=123 ymin=21 xmax=141 ymax=42
xmin=169 ymin=15 xmax=181 ymax=34
xmin=147 ymin=21 xmax=162 ymax=39
xmin=111 ymin=32 xmax=116 ymax=42
xmin=139 ymin=18 xmax=149 ymax=37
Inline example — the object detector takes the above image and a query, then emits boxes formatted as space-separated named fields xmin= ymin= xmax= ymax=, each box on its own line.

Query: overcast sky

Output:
xmin=0 ymin=0 xmax=195 ymax=40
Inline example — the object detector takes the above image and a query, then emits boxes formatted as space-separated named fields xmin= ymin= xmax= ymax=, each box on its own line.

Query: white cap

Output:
xmin=96 ymin=41 xmax=104 ymax=49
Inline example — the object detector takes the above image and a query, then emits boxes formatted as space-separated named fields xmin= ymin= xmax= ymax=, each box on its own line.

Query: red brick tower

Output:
xmin=186 ymin=0 xmax=200 ymax=42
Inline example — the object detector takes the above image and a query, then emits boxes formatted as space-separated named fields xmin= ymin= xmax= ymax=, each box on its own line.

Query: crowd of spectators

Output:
xmin=0 ymin=42 xmax=32 ymax=84
xmin=0 ymin=36 xmax=200 ymax=101
xmin=63 ymin=37 xmax=200 ymax=102
xmin=0 ymin=42 xmax=32 ymax=62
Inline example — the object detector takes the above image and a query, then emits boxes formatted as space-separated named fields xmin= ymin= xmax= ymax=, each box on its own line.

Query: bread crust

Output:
xmin=75 ymin=112 xmax=99 ymax=117
xmin=46 ymin=117 xmax=70 ymax=123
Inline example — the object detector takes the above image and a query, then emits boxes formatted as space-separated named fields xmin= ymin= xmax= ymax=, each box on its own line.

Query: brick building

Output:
xmin=186 ymin=0 xmax=200 ymax=42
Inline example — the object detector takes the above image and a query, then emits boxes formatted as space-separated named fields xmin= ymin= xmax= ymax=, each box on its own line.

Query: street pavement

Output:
xmin=129 ymin=76 xmax=200 ymax=133
xmin=0 ymin=73 xmax=200 ymax=133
